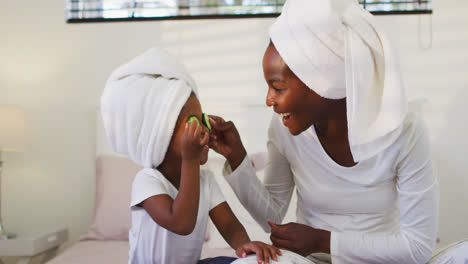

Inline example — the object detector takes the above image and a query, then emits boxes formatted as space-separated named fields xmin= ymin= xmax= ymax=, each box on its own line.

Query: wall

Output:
xmin=0 ymin=0 xmax=467 ymax=259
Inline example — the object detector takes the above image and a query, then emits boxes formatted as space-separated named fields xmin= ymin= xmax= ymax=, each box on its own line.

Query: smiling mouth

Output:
xmin=279 ymin=112 xmax=291 ymax=121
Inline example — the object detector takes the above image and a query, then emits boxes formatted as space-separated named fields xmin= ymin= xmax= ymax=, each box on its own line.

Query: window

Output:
xmin=66 ymin=0 xmax=432 ymax=23
xmin=359 ymin=0 xmax=432 ymax=15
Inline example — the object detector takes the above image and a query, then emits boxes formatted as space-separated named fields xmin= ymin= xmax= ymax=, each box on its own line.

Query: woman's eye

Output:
xmin=273 ymin=87 xmax=283 ymax=92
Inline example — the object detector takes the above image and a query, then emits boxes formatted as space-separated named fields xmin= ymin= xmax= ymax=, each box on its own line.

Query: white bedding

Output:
xmin=46 ymin=240 xmax=236 ymax=264
xmin=46 ymin=241 xmax=129 ymax=264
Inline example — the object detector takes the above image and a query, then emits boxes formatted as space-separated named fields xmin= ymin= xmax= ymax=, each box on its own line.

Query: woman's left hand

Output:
xmin=268 ymin=221 xmax=331 ymax=257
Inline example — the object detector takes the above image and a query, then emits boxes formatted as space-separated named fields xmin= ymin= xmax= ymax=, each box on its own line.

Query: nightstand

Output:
xmin=0 ymin=228 xmax=68 ymax=264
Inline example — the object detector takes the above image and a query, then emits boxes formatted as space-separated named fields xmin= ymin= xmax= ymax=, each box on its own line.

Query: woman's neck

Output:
xmin=314 ymin=98 xmax=357 ymax=167
xmin=315 ymin=98 xmax=348 ymax=139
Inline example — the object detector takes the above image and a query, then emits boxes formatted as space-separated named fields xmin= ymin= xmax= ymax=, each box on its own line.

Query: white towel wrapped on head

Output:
xmin=270 ymin=0 xmax=408 ymax=161
xmin=101 ymin=47 xmax=198 ymax=168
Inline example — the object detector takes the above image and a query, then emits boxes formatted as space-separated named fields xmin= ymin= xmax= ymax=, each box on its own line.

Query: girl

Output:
xmin=101 ymin=47 xmax=280 ymax=264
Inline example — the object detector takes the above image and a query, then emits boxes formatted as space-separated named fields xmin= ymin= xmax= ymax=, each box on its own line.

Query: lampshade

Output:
xmin=0 ymin=106 xmax=29 ymax=152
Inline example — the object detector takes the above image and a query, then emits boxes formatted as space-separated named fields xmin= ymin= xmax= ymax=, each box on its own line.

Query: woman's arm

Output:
xmin=266 ymin=117 xmax=438 ymax=264
xmin=268 ymin=221 xmax=331 ymax=255
xmin=329 ymin=118 xmax=439 ymax=264
xmin=224 ymin=140 xmax=295 ymax=231
xmin=209 ymin=115 xmax=296 ymax=231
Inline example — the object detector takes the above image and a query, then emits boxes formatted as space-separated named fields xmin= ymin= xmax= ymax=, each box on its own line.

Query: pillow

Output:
xmin=81 ymin=155 xmax=141 ymax=241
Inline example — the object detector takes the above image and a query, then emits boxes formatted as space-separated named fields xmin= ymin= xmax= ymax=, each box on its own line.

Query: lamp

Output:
xmin=0 ymin=106 xmax=29 ymax=240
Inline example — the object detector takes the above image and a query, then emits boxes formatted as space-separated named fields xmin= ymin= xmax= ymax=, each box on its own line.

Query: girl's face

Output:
xmin=170 ymin=94 xmax=210 ymax=165
xmin=263 ymin=42 xmax=331 ymax=135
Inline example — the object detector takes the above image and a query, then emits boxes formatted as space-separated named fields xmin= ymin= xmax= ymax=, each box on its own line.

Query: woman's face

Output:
xmin=263 ymin=42 xmax=330 ymax=136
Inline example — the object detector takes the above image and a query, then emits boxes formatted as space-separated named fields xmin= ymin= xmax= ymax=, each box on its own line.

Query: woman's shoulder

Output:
xmin=399 ymin=104 xmax=429 ymax=144
xmin=391 ymin=104 xmax=431 ymax=162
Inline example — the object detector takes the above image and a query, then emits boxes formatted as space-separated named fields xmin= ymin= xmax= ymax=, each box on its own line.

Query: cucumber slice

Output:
xmin=202 ymin=113 xmax=212 ymax=131
xmin=187 ymin=116 xmax=200 ymax=126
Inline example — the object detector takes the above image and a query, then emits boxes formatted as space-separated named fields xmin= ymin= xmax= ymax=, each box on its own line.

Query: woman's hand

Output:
xmin=268 ymin=221 xmax=330 ymax=257
xmin=181 ymin=120 xmax=209 ymax=162
xmin=236 ymin=241 xmax=282 ymax=264
xmin=208 ymin=115 xmax=247 ymax=170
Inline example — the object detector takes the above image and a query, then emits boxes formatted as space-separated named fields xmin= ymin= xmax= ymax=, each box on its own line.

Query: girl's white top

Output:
xmin=129 ymin=168 xmax=225 ymax=264
xmin=224 ymin=110 xmax=439 ymax=264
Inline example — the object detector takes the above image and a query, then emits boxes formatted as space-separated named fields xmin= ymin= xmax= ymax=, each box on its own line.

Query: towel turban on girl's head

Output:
xmin=101 ymin=47 xmax=198 ymax=168
xmin=270 ymin=0 xmax=408 ymax=161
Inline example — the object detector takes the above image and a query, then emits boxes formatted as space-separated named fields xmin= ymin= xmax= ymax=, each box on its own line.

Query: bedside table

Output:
xmin=0 ymin=228 xmax=68 ymax=264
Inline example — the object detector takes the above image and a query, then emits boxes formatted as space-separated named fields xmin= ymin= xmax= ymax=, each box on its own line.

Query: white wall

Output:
xmin=0 ymin=0 xmax=467 ymax=258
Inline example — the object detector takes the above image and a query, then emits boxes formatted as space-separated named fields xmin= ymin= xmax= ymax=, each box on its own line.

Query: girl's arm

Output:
xmin=209 ymin=202 xmax=281 ymax=264
xmin=141 ymin=121 xmax=209 ymax=235
xmin=141 ymin=159 xmax=200 ymax=235
xmin=209 ymin=202 xmax=249 ymax=248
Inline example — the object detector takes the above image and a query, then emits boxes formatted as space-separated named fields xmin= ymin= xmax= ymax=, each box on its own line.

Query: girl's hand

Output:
xmin=181 ymin=120 xmax=209 ymax=161
xmin=208 ymin=115 xmax=247 ymax=170
xmin=268 ymin=221 xmax=331 ymax=257
xmin=236 ymin=241 xmax=282 ymax=264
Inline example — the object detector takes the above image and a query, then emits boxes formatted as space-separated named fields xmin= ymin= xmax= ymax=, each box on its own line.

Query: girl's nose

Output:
xmin=201 ymin=126 xmax=209 ymax=137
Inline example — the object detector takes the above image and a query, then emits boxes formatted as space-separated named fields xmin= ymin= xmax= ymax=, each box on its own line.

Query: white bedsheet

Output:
xmin=46 ymin=240 xmax=129 ymax=264
xmin=46 ymin=240 xmax=236 ymax=264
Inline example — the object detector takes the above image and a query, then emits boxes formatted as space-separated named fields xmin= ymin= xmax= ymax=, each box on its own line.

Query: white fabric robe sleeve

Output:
xmin=224 ymin=138 xmax=295 ymax=232
xmin=331 ymin=120 xmax=439 ymax=264
xmin=224 ymin=117 xmax=438 ymax=264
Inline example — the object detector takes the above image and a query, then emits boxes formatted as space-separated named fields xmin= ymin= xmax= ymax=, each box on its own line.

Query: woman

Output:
xmin=208 ymin=0 xmax=439 ymax=263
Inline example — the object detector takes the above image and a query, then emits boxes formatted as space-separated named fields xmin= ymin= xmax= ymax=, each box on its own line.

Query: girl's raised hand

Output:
xmin=181 ymin=120 xmax=209 ymax=161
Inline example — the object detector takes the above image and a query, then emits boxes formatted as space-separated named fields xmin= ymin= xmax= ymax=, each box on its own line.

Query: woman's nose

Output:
xmin=266 ymin=91 xmax=275 ymax=107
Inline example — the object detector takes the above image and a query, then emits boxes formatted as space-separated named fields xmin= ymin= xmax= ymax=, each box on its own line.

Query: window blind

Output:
xmin=66 ymin=0 xmax=432 ymax=23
